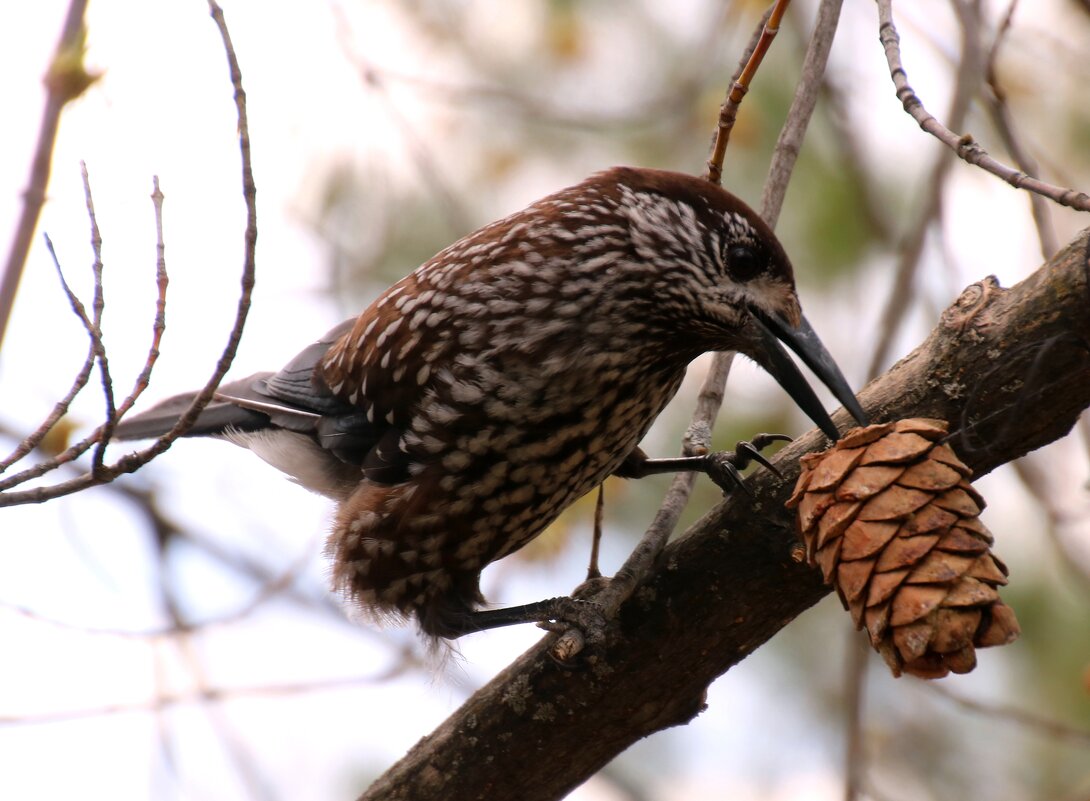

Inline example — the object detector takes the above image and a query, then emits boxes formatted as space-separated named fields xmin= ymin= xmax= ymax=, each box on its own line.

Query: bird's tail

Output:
xmin=112 ymin=375 xmax=274 ymax=441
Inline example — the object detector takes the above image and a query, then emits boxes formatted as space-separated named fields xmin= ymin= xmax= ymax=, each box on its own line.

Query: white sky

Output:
xmin=2 ymin=2 xmax=1089 ymax=801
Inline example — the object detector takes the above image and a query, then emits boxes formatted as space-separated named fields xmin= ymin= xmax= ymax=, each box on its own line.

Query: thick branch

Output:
xmin=359 ymin=229 xmax=1090 ymax=801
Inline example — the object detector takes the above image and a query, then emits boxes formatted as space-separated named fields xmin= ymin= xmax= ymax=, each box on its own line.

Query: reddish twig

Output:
xmin=0 ymin=0 xmax=257 ymax=506
xmin=705 ymin=0 xmax=790 ymax=185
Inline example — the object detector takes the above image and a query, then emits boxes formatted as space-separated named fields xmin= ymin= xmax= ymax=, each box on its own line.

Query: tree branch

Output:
xmin=358 ymin=228 xmax=1090 ymax=801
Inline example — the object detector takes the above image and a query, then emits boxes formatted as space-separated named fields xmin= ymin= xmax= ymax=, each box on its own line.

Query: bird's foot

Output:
xmin=447 ymin=595 xmax=608 ymax=651
xmin=535 ymin=596 xmax=608 ymax=644
xmin=702 ymin=433 xmax=792 ymax=495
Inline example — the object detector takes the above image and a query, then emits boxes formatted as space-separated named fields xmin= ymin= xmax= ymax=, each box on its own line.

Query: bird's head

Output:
xmin=604 ymin=167 xmax=868 ymax=440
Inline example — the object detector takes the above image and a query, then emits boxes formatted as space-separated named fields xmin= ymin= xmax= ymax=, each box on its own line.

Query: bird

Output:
xmin=113 ymin=166 xmax=867 ymax=639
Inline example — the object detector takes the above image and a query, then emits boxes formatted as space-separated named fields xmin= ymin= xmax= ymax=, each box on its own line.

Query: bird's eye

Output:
xmin=727 ymin=245 xmax=763 ymax=281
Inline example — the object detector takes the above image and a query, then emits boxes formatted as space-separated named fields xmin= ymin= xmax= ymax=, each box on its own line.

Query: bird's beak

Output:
xmin=749 ymin=310 xmax=868 ymax=441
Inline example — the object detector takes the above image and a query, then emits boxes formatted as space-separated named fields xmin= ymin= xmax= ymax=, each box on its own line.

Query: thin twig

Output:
xmin=80 ymin=163 xmax=117 ymax=473
xmin=1 ymin=172 xmax=166 ymax=481
xmin=875 ymin=0 xmax=1090 ymax=213
xmin=0 ymin=0 xmax=94 ymax=349
xmin=0 ymin=250 xmax=99 ymax=472
xmin=705 ymin=1 xmax=788 ymax=185
xmin=0 ymin=1 xmax=257 ymax=506
xmin=112 ymin=177 xmax=170 ymax=420
xmin=867 ymin=0 xmax=983 ymax=380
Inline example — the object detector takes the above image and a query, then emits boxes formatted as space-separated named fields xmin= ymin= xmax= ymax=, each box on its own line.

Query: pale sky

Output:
xmin=2 ymin=2 xmax=1088 ymax=801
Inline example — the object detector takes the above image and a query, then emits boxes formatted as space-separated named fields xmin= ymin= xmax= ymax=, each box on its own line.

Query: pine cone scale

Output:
xmin=787 ymin=418 xmax=1020 ymax=678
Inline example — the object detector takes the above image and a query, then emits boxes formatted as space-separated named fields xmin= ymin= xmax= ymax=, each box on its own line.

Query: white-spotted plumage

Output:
xmin=113 ymin=166 xmax=823 ymax=639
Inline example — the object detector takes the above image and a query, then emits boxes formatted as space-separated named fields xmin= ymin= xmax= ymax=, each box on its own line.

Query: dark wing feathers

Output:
xmin=112 ymin=314 xmax=423 ymax=486
xmin=111 ymin=376 xmax=274 ymax=440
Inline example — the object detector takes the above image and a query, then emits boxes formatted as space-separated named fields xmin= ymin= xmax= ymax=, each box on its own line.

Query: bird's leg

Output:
xmin=616 ymin=433 xmax=792 ymax=494
xmin=441 ymin=484 xmax=613 ymax=647
xmin=587 ymin=483 xmax=605 ymax=581
xmin=443 ymin=596 xmax=608 ymax=644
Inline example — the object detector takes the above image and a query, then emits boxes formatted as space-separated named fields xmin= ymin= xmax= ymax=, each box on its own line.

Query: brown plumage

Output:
xmin=113 ymin=166 xmax=865 ymax=638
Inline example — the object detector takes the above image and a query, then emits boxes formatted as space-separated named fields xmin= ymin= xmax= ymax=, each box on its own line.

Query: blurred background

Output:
xmin=1 ymin=1 xmax=1089 ymax=799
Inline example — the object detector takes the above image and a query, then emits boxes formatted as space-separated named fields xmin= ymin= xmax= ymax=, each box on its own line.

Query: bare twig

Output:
xmin=875 ymin=0 xmax=1090 ymax=212
xmin=79 ymin=163 xmax=117 ymax=473
xmin=759 ymin=0 xmax=844 ymax=227
xmin=0 ymin=0 xmax=94 ymax=349
xmin=112 ymin=177 xmax=170 ymax=421
xmin=0 ymin=1 xmax=257 ymax=506
xmin=1 ymin=172 xmax=168 ymax=476
xmin=0 ymin=243 xmax=99 ymax=472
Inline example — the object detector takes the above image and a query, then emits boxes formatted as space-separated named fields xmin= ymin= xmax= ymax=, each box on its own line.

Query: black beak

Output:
xmin=749 ymin=310 xmax=868 ymax=441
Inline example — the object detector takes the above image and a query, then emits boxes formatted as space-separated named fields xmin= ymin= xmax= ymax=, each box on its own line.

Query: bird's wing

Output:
xmin=311 ymin=277 xmax=461 ymax=485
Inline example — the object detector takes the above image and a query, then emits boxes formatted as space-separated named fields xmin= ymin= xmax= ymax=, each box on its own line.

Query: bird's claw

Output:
xmin=703 ymin=433 xmax=792 ymax=495
xmin=536 ymin=597 xmax=607 ymax=640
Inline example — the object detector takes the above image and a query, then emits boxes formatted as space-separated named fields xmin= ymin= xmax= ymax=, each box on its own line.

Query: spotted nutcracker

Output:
xmin=113 ymin=166 xmax=867 ymax=638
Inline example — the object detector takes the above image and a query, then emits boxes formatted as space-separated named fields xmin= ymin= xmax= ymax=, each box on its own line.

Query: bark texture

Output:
xmin=359 ymin=229 xmax=1090 ymax=801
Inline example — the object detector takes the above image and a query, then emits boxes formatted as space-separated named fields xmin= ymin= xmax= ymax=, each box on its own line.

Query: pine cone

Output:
xmin=787 ymin=418 xmax=1020 ymax=679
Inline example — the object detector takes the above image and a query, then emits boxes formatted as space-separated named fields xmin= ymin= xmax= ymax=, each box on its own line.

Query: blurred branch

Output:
xmin=334 ymin=6 xmax=472 ymax=237
xmin=926 ymin=682 xmax=1090 ymax=744
xmin=842 ymin=634 xmax=871 ymax=801
xmin=1012 ymin=454 xmax=1090 ymax=591
xmin=982 ymin=0 xmax=1058 ymax=259
xmin=875 ymin=0 xmax=1090 ymax=212
xmin=848 ymin=7 xmax=985 ymax=782
xmin=554 ymin=0 xmax=841 ymax=660
xmin=0 ymin=0 xmax=94 ymax=350
xmin=759 ymin=0 xmax=844 ymax=227
xmin=866 ymin=0 xmax=984 ymax=379
xmin=0 ymin=1 xmax=256 ymax=507
xmin=0 ymin=673 xmax=398 ymax=727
